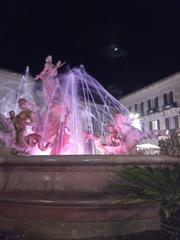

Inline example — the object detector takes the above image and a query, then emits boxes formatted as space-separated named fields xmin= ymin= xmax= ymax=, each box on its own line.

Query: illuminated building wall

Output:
xmin=120 ymin=72 xmax=180 ymax=142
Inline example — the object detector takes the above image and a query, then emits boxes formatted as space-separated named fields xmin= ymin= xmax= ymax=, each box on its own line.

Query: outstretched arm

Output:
xmin=56 ymin=61 xmax=66 ymax=69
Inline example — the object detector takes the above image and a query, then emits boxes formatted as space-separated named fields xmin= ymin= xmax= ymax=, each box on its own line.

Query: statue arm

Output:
xmin=35 ymin=59 xmax=66 ymax=80
xmin=35 ymin=63 xmax=51 ymax=80
xmin=56 ymin=61 xmax=66 ymax=69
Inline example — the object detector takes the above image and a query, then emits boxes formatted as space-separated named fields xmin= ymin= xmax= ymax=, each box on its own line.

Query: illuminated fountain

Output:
xmin=0 ymin=56 xmax=143 ymax=155
xmin=1 ymin=57 xmax=177 ymax=240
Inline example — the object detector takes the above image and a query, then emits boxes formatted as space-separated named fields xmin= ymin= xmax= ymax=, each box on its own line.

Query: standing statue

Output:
xmin=35 ymin=55 xmax=66 ymax=106
xmin=35 ymin=56 xmax=71 ymax=154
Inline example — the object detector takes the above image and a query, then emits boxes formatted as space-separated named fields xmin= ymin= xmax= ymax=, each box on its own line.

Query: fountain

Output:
xmin=1 ymin=56 xmax=174 ymax=239
xmin=0 ymin=56 xmax=144 ymax=156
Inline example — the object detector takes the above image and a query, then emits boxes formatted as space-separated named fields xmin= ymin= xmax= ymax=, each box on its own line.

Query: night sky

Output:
xmin=0 ymin=1 xmax=180 ymax=95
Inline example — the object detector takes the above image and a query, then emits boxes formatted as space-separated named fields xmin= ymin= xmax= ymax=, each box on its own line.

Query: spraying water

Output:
xmin=0 ymin=56 xmax=144 ymax=155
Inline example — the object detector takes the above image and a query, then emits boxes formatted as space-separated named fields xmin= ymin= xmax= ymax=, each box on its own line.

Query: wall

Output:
xmin=0 ymin=155 xmax=179 ymax=239
xmin=119 ymin=72 xmax=180 ymax=141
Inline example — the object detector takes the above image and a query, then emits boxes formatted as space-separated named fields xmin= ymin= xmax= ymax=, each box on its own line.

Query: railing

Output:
xmin=146 ymin=108 xmax=160 ymax=115
xmin=162 ymin=102 xmax=177 ymax=110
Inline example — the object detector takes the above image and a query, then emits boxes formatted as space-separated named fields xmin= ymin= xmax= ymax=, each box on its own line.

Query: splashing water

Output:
xmin=33 ymin=64 xmax=144 ymax=155
xmin=0 ymin=58 xmax=144 ymax=155
xmin=0 ymin=66 xmax=35 ymax=116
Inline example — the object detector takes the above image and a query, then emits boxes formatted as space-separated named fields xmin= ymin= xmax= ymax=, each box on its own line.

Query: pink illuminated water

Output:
xmin=33 ymin=66 xmax=143 ymax=155
xmin=0 ymin=64 xmax=144 ymax=155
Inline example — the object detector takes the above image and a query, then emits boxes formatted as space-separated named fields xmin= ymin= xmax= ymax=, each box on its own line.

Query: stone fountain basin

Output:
xmin=0 ymin=155 xmax=179 ymax=239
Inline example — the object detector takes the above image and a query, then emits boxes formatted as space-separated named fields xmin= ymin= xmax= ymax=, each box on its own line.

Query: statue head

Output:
xmin=9 ymin=111 xmax=15 ymax=118
xmin=18 ymin=98 xmax=31 ymax=110
xmin=45 ymin=55 xmax=52 ymax=63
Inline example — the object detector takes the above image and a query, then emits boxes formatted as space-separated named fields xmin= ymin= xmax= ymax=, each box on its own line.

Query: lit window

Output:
xmin=149 ymin=120 xmax=160 ymax=130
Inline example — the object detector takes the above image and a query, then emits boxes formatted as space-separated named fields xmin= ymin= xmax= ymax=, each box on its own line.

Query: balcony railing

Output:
xmin=162 ymin=102 xmax=177 ymax=110
xmin=146 ymin=108 xmax=160 ymax=115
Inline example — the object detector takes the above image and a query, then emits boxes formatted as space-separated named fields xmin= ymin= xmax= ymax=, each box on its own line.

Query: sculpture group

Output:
xmin=0 ymin=56 xmax=143 ymax=155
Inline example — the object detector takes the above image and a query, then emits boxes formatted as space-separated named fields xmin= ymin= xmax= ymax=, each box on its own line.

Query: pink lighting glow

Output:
xmin=0 ymin=56 xmax=144 ymax=155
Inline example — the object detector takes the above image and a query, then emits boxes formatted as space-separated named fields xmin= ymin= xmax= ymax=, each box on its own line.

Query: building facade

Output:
xmin=120 ymin=72 xmax=180 ymax=143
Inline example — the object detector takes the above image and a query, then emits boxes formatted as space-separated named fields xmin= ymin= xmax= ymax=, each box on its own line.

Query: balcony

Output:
xmin=162 ymin=102 xmax=177 ymax=111
xmin=140 ymin=111 xmax=145 ymax=117
xmin=146 ymin=108 xmax=160 ymax=115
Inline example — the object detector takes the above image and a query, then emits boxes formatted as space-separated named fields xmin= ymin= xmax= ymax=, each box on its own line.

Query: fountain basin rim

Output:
xmin=0 ymin=154 xmax=179 ymax=166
